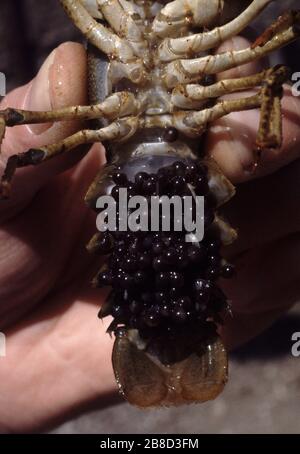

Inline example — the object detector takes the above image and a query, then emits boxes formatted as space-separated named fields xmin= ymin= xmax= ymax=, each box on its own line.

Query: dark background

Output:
xmin=0 ymin=0 xmax=299 ymax=434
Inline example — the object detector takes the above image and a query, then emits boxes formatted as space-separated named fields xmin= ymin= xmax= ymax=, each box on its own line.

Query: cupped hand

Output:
xmin=0 ymin=38 xmax=299 ymax=433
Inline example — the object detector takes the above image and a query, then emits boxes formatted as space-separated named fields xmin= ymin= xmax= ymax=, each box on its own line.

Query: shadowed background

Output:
xmin=0 ymin=0 xmax=299 ymax=434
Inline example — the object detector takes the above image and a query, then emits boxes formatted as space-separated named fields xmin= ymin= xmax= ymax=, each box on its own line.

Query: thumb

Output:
xmin=0 ymin=42 xmax=88 ymax=210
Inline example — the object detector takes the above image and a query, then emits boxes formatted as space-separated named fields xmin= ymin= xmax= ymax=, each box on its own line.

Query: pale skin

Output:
xmin=0 ymin=35 xmax=300 ymax=432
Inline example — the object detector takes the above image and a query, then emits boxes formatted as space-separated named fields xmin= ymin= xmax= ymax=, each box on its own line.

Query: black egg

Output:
xmin=112 ymin=171 xmax=128 ymax=186
xmin=176 ymin=243 xmax=185 ymax=254
xmin=193 ymin=278 xmax=212 ymax=296
xmin=143 ymin=235 xmax=153 ymax=249
xmin=176 ymin=296 xmax=192 ymax=310
xmin=112 ymin=304 xmax=124 ymax=318
xmin=185 ymin=163 xmax=198 ymax=183
xmin=162 ymin=234 xmax=173 ymax=247
xmin=117 ymin=272 xmax=134 ymax=289
xmin=97 ymin=232 xmax=113 ymax=254
xmin=110 ymin=255 xmax=122 ymax=270
xmin=134 ymin=271 xmax=148 ymax=286
xmin=169 ymin=271 xmax=184 ymax=289
xmin=169 ymin=287 xmax=180 ymax=298
xmin=157 ymin=174 xmax=168 ymax=194
xmin=221 ymin=264 xmax=235 ymax=279
xmin=153 ymin=256 xmax=166 ymax=271
xmin=143 ymin=310 xmax=160 ymax=327
xmin=208 ymin=254 xmax=221 ymax=266
xmin=171 ymin=176 xmax=186 ymax=194
xmin=139 ymin=253 xmax=152 ymax=269
xmin=172 ymin=307 xmax=188 ymax=324
xmin=196 ymin=290 xmax=210 ymax=304
xmin=172 ymin=160 xmax=186 ymax=173
xmin=96 ymin=271 xmax=112 ymax=287
xmin=153 ymin=241 xmax=164 ymax=255
xmin=129 ymin=300 xmax=143 ymax=314
xmin=206 ymin=266 xmax=219 ymax=280
xmin=111 ymin=185 xmax=120 ymax=200
xmin=156 ymin=272 xmax=170 ymax=289
xmin=195 ymin=175 xmax=209 ymax=195
xmin=155 ymin=291 xmax=167 ymax=304
xmin=143 ymin=179 xmax=157 ymax=195
xmin=187 ymin=244 xmax=205 ymax=263
xmin=129 ymin=238 xmax=143 ymax=254
xmin=123 ymin=255 xmax=137 ymax=272
xmin=160 ymin=304 xmax=170 ymax=318
xmin=134 ymin=172 xmax=149 ymax=190
xmin=127 ymin=184 xmax=136 ymax=198
xmin=163 ymin=248 xmax=177 ymax=265
xmin=176 ymin=254 xmax=187 ymax=269
xmin=164 ymin=127 xmax=179 ymax=143
xmin=149 ymin=174 xmax=157 ymax=183
xmin=141 ymin=292 xmax=153 ymax=304
xmin=206 ymin=239 xmax=221 ymax=253
xmin=157 ymin=166 xmax=170 ymax=178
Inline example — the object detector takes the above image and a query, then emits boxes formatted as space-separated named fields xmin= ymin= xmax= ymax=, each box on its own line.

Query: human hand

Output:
xmin=0 ymin=38 xmax=300 ymax=433
xmin=0 ymin=42 xmax=115 ymax=433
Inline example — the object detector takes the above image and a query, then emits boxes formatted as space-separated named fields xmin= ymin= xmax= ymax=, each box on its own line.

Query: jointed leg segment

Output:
xmin=164 ymin=11 xmax=300 ymax=87
xmin=171 ymin=67 xmax=282 ymax=109
xmin=60 ymin=0 xmax=135 ymax=62
xmin=96 ymin=0 xmax=148 ymax=60
xmin=152 ymin=0 xmax=225 ymax=38
xmin=158 ymin=0 xmax=272 ymax=61
xmin=0 ymin=117 xmax=139 ymax=199
xmin=0 ymin=92 xmax=141 ymax=128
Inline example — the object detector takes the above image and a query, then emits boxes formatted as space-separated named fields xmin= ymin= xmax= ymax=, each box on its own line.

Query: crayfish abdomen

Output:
xmin=86 ymin=134 xmax=236 ymax=405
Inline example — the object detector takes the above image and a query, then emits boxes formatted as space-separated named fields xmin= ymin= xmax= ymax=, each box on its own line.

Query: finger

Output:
xmin=221 ymin=306 xmax=290 ymax=351
xmin=0 ymin=42 xmax=89 ymax=210
xmin=0 ymin=285 xmax=116 ymax=433
xmin=220 ymin=234 xmax=300 ymax=349
xmin=222 ymin=159 xmax=300 ymax=257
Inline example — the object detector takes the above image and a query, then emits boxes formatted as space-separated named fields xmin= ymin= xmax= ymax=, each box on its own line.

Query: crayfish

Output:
xmin=0 ymin=0 xmax=299 ymax=407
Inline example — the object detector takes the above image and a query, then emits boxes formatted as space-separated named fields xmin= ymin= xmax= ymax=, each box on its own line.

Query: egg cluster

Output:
xmin=94 ymin=160 xmax=234 ymax=338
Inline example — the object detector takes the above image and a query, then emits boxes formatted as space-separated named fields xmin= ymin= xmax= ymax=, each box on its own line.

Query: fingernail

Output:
xmin=25 ymin=49 xmax=57 ymax=135
xmin=210 ymin=115 xmax=257 ymax=183
xmin=225 ymin=118 xmax=257 ymax=178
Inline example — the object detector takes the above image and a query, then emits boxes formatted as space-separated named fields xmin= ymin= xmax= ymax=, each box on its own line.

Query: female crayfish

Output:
xmin=0 ymin=0 xmax=299 ymax=407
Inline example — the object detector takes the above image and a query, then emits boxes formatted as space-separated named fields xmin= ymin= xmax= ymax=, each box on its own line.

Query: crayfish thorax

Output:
xmin=86 ymin=134 xmax=236 ymax=406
